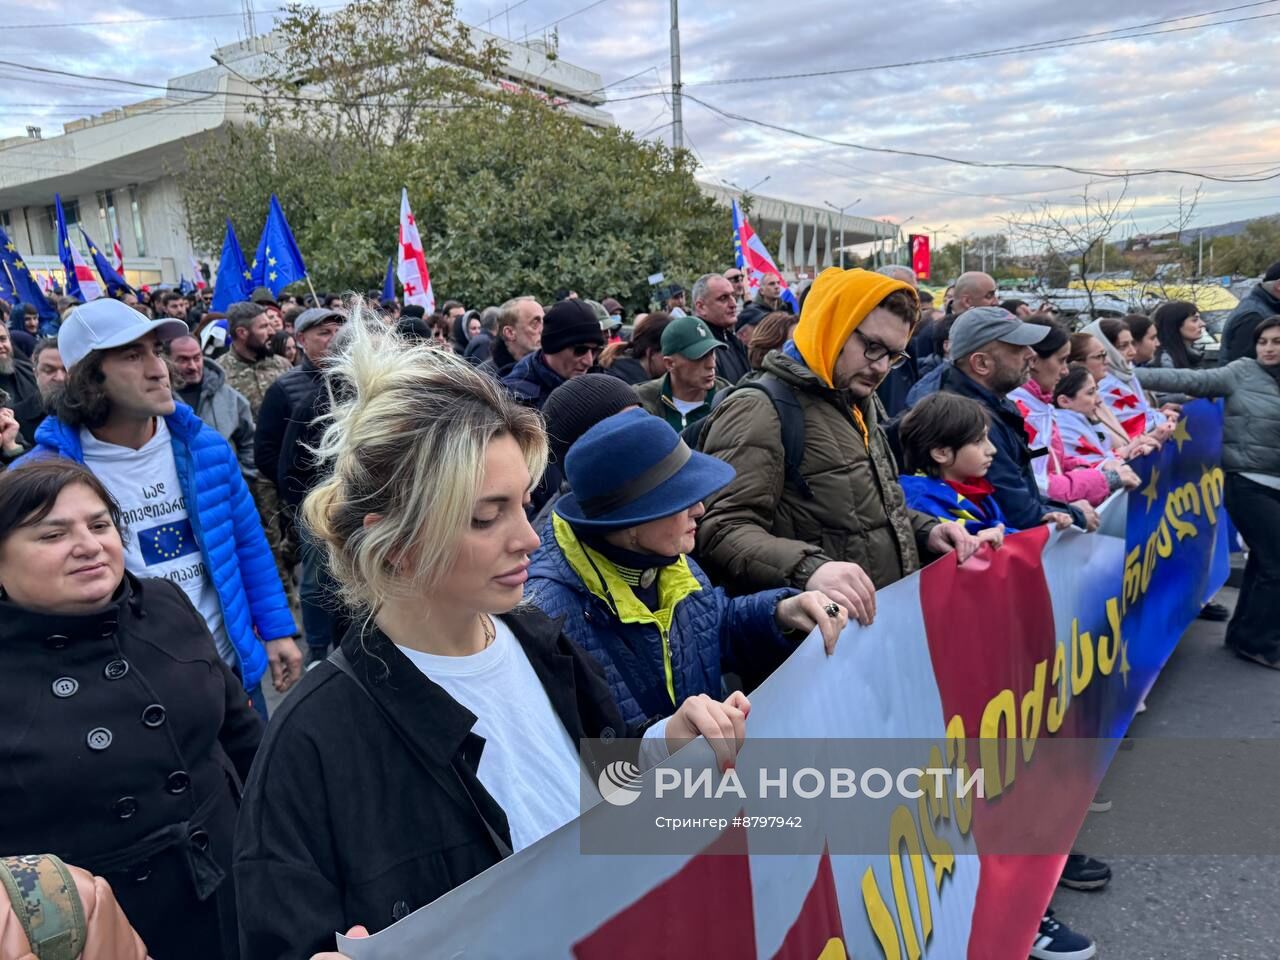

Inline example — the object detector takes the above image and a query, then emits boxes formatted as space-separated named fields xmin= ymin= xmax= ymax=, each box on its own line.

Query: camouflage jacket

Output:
xmin=221 ymin=350 xmax=293 ymax=417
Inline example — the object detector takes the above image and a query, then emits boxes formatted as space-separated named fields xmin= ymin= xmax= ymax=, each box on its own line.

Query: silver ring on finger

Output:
xmin=824 ymin=602 xmax=840 ymax=619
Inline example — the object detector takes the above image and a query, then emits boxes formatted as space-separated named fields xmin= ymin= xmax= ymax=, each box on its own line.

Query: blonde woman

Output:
xmin=233 ymin=305 xmax=750 ymax=960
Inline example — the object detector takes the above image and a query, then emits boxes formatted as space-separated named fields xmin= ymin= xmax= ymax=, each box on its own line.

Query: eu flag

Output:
xmin=211 ymin=219 xmax=253 ymax=312
xmin=54 ymin=193 xmax=102 ymax=302
xmin=0 ymin=259 xmax=13 ymax=305
xmin=138 ymin=517 xmax=200 ymax=567
xmin=381 ymin=255 xmax=395 ymax=302
xmin=80 ymin=227 xmax=134 ymax=298
xmin=250 ymin=194 xmax=308 ymax=295
xmin=0 ymin=226 xmax=58 ymax=327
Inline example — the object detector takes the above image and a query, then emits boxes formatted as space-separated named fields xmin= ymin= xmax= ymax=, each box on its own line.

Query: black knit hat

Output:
xmin=541 ymin=299 xmax=605 ymax=355
xmin=1264 ymin=261 xmax=1280 ymax=283
xmin=542 ymin=373 xmax=640 ymax=467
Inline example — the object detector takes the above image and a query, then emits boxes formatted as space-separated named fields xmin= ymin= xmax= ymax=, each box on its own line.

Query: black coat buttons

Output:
xmin=51 ymin=677 xmax=79 ymax=698
xmin=86 ymin=727 xmax=113 ymax=751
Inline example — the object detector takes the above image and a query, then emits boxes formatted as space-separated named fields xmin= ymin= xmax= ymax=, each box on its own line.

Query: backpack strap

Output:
xmin=743 ymin=375 xmax=813 ymax=501
xmin=684 ymin=374 xmax=813 ymax=500
xmin=0 ymin=855 xmax=86 ymax=960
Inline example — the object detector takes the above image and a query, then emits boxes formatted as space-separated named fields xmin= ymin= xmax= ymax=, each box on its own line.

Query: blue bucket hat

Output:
xmin=554 ymin=408 xmax=736 ymax=530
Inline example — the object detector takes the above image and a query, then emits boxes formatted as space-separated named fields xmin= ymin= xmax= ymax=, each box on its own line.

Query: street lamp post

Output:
xmin=823 ymin=197 xmax=861 ymax=269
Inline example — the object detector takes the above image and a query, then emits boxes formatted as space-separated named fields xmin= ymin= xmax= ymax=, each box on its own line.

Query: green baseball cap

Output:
xmin=661 ymin=315 xmax=726 ymax=360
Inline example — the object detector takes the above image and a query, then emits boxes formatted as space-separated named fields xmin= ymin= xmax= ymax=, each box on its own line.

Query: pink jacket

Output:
xmin=1 ymin=858 xmax=148 ymax=960
xmin=1008 ymin=379 xmax=1114 ymax=507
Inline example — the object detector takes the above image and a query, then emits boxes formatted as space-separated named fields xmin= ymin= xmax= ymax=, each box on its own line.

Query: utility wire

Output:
xmin=604 ymin=1 xmax=1280 ymax=93
xmin=684 ymin=93 xmax=1280 ymax=184
xmin=518 ymin=0 xmax=613 ymax=41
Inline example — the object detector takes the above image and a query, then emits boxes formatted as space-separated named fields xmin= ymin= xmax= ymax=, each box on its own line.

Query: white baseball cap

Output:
xmin=58 ymin=299 xmax=190 ymax=370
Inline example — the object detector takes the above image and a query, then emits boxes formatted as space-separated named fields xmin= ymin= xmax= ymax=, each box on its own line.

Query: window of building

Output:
xmin=45 ymin=199 xmax=81 ymax=254
xmin=128 ymin=185 xmax=146 ymax=257
xmin=104 ymin=190 xmax=120 ymax=246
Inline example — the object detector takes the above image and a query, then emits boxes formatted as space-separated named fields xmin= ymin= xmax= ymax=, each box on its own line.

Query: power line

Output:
xmin=4 ymin=4 xmax=346 ymax=30
xmin=683 ymin=93 xmax=1280 ymax=184
xmin=475 ymin=0 xmax=535 ymax=28
xmin=518 ymin=0 xmax=613 ymax=41
xmin=606 ymin=1 xmax=1280 ymax=94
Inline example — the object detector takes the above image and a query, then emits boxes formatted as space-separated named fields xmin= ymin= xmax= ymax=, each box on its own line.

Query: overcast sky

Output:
xmin=3 ymin=0 xmax=1279 ymax=247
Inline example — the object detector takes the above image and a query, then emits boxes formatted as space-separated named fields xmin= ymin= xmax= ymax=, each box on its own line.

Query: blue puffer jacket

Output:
xmin=527 ymin=515 xmax=796 ymax=728
xmin=14 ymin=404 xmax=296 ymax=689
xmin=501 ymin=351 xmax=565 ymax=410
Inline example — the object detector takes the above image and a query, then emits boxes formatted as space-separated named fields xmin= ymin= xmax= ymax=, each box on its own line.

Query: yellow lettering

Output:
xmin=889 ymin=805 xmax=933 ymax=960
xmin=979 ymin=689 xmax=1017 ymax=799
xmin=1154 ymin=517 xmax=1174 ymax=559
xmin=1122 ymin=546 xmax=1143 ymax=614
xmin=1097 ymin=596 xmax=1122 ymax=676
xmin=1141 ymin=532 xmax=1158 ymax=593
xmin=1046 ymin=640 xmax=1068 ymax=734
xmin=1164 ymin=489 xmax=1198 ymax=542
xmin=1070 ymin=617 xmax=1095 ymax=697
xmin=862 ymin=867 xmax=902 ymax=960
xmin=916 ymin=789 xmax=955 ymax=892
xmin=1020 ymin=659 xmax=1047 ymax=763
xmin=945 ymin=715 xmax=973 ymax=835
xmin=1200 ymin=467 xmax=1224 ymax=524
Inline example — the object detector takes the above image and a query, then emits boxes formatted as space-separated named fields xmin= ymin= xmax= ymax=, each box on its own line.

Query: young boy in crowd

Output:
xmin=898 ymin=392 xmax=1071 ymax=542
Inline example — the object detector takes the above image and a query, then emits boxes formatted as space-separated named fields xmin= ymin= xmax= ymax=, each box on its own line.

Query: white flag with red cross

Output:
xmin=396 ymin=188 xmax=434 ymax=311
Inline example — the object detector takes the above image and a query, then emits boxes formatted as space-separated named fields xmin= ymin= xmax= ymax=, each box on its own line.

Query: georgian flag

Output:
xmin=397 ymin=188 xmax=434 ymax=311
xmin=190 ymin=257 xmax=207 ymax=290
xmin=112 ymin=231 xmax=124 ymax=272
xmin=732 ymin=199 xmax=799 ymax=311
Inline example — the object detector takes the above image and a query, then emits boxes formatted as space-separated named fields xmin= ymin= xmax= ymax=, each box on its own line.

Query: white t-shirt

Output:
xmin=397 ymin=619 xmax=589 ymax=852
xmin=81 ymin=419 xmax=233 ymax=665
xmin=670 ymin=396 xmax=704 ymax=415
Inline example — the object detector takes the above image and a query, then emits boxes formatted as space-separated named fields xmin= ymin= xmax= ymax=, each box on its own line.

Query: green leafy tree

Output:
xmin=179 ymin=0 xmax=730 ymax=308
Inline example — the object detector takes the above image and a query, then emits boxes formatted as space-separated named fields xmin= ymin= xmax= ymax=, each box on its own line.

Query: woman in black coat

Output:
xmin=234 ymin=311 xmax=750 ymax=960
xmin=0 ymin=460 xmax=263 ymax=960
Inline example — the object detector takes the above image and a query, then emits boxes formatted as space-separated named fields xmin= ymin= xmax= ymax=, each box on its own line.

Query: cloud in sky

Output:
xmin=3 ymin=0 xmax=1279 ymax=242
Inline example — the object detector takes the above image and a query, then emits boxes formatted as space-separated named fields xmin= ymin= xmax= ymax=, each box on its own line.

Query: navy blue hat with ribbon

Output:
xmin=555 ymin=408 xmax=735 ymax=530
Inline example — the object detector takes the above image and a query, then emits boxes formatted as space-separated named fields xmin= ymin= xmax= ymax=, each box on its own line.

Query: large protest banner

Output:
xmin=342 ymin=400 xmax=1229 ymax=960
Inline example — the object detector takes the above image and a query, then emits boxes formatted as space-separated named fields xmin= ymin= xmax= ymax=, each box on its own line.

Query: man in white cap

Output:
xmin=13 ymin=298 xmax=302 ymax=716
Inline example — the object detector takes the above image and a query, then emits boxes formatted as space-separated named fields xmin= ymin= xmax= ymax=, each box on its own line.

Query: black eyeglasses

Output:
xmin=572 ymin=343 xmax=599 ymax=357
xmin=854 ymin=329 xmax=911 ymax=369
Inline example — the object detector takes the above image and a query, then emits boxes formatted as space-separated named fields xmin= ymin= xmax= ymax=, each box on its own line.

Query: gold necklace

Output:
xmin=481 ymin=613 xmax=496 ymax=649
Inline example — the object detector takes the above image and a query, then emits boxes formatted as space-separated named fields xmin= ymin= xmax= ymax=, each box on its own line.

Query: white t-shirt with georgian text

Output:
xmin=80 ymin=419 xmax=234 ymax=665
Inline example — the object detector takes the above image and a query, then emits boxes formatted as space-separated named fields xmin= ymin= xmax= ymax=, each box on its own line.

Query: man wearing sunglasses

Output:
xmin=503 ymin=298 xmax=604 ymax=411
xmin=723 ymin=268 xmax=747 ymax=310
xmin=697 ymin=268 xmax=980 ymax=629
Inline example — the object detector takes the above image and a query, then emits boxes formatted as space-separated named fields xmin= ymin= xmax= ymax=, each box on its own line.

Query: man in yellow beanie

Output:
xmin=695 ymin=267 xmax=980 ymax=625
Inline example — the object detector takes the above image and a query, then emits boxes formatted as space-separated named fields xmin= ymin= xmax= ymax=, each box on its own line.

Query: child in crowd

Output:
xmin=1053 ymin=366 xmax=1150 ymax=466
xmin=898 ymin=393 xmax=1073 ymax=542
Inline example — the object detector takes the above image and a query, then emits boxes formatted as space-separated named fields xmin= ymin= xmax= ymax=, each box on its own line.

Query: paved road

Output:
xmin=1052 ymin=585 xmax=1280 ymax=959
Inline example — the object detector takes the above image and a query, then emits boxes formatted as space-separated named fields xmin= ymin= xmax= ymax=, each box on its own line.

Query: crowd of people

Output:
xmin=2 ymin=257 xmax=1279 ymax=960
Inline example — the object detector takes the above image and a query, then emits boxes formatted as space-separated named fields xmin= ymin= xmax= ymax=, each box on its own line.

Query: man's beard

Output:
xmin=249 ymin=340 xmax=270 ymax=360
xmin=0 ymin=356 xmax=13 ymax=375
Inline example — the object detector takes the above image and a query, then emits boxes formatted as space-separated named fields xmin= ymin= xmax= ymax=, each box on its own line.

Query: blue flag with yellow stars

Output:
xmin=0 ymin=225 xmax=58 ymax=324
xmin=250 ymin=194 xmax=308 ymax=295
xmin=80 ymin=227 xmax=134 ymax=298
xmin=212 ymin=219 xmax=254 ymax=312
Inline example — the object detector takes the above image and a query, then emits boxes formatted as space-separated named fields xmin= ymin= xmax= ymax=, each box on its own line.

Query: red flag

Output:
xmin=910 ymin=234 xmax=931 ymax=280
xmin=112 ymin=231 xmax=124 ymax=273
xmin=771 ymin=846 xmax=847 ymax=960
xmin=396 ymin=187 xmax=435 ymax=311
xmin=573 ymin=824 xmax=757 ymax=960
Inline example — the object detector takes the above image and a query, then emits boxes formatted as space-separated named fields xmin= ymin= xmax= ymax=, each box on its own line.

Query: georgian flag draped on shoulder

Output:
xmin=731 ymin=199 xmax=798 ymax=311
xmin=55 ymin=193 xmax=102 ymax=302
xmin=397 ymin=188 xmax=434 ymax=311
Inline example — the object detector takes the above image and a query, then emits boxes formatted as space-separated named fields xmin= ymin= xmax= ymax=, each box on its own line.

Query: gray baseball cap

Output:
xmin=949 ymin=306 xmax=1049 ymax=360
xmin=294 ymin=307 xmax=345 ymax=334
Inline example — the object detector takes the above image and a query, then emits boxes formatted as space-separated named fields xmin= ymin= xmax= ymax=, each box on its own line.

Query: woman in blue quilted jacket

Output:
xmin=527 ymin=408 xmax=847 ymax=729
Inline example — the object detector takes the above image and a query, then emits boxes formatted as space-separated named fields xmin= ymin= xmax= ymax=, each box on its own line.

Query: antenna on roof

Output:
xmin=241 ymin=0 xmax=258 ymax=39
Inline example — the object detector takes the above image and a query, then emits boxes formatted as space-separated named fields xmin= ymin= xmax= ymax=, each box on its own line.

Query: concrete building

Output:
xmin=0 ymin=23 xmax=888 ymax=290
